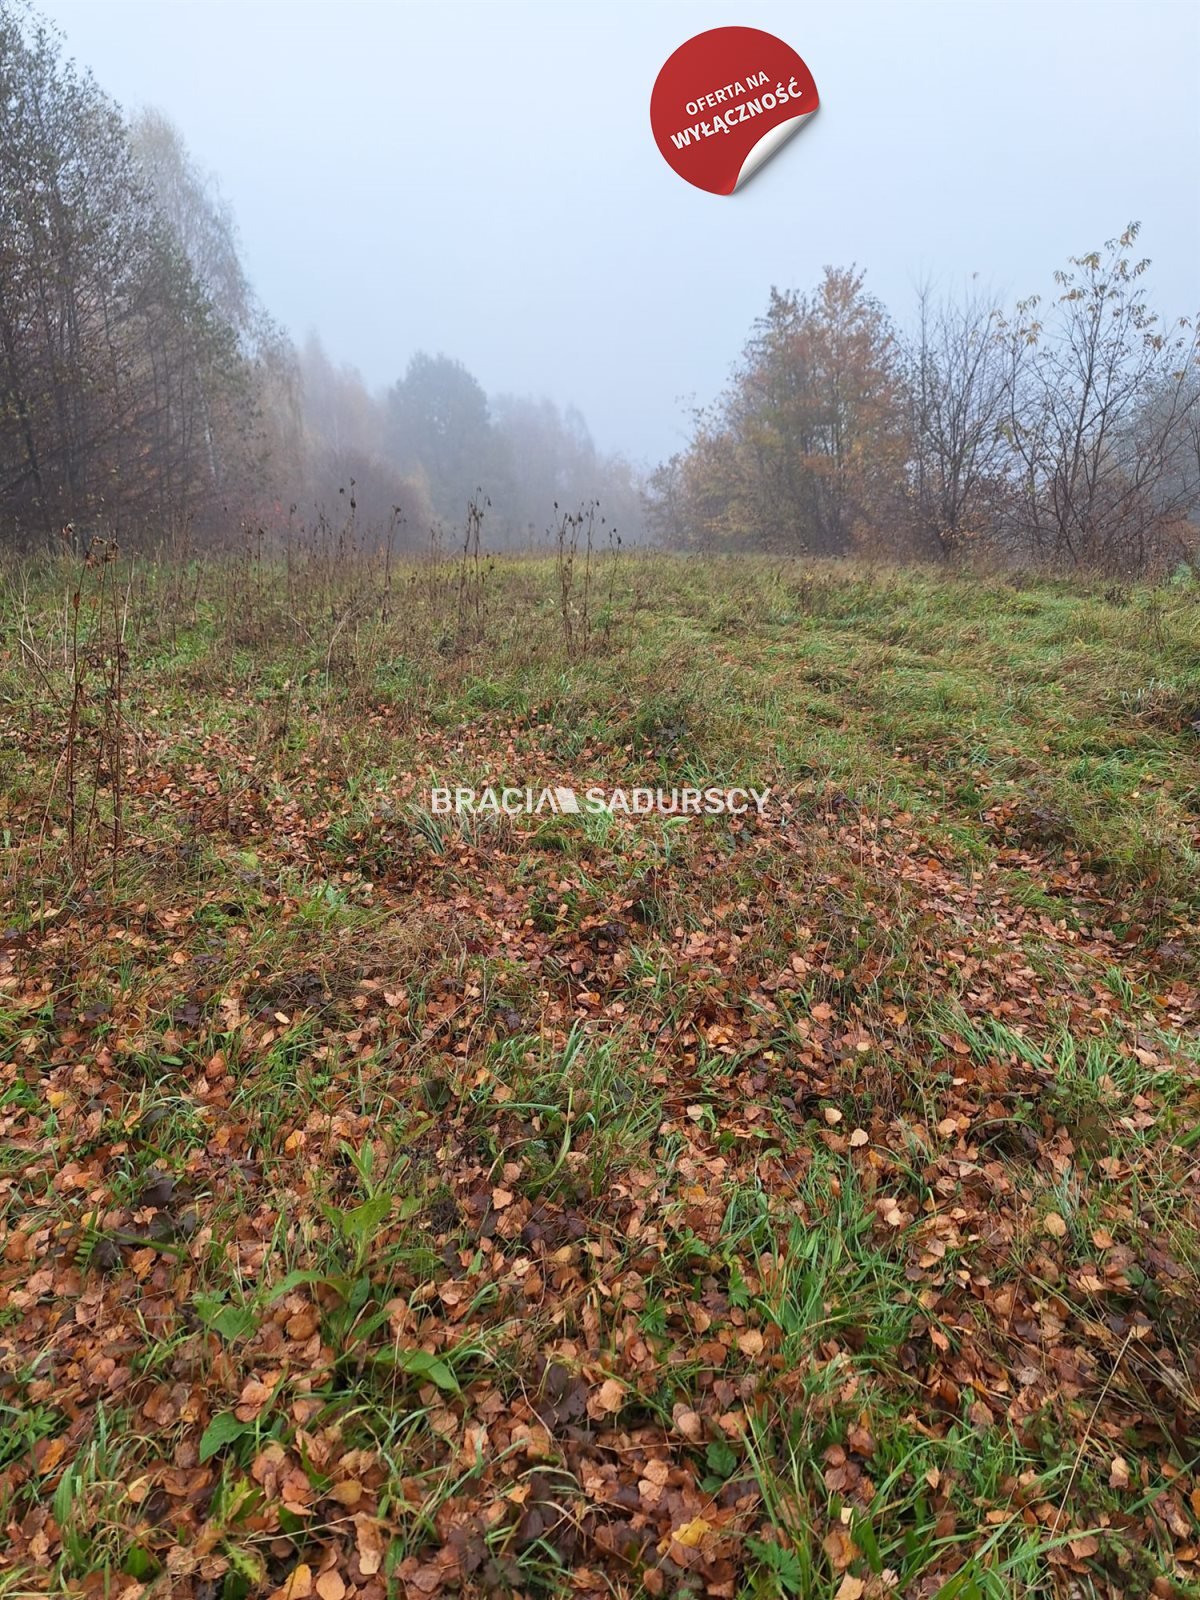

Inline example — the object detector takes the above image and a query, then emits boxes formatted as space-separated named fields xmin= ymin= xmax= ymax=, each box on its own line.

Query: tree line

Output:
xmin=297 ymin=340 xmax=645 ymax=548
xmin=0 ymin=0 xmax=644 ymax=552
xmin=647 ymin=240 xmax=1200 ymax=574
xmin=4 ymin=0 xmax=1197 ymax=572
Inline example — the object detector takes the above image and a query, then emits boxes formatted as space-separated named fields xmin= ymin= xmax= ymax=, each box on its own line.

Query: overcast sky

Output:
xmin=36 ymin=0 xmax=1200 ymax=466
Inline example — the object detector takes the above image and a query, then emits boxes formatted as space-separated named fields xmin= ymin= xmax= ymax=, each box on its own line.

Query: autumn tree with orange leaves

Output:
xmin=649 ymin=268 xmax=911 ymax=554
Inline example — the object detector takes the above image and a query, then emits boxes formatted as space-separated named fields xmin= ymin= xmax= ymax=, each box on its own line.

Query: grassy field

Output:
xmin=1 ymin=549 xmax=1199 ymax=1599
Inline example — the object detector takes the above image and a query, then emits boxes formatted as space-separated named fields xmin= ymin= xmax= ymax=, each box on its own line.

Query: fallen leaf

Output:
xmin=673 ymin=1407 xmax=703 ymax=1441
xmin=271 ymin=1565 xmax=312 ymax=1600
xmin=594 ymin=1378 xmax=624 ymax=1414
xmin=353 ymin=1514 xmax=383 ymax=1576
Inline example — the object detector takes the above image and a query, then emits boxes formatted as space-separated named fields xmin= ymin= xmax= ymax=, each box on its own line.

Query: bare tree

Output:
xmin=906 ymin=280 xmax=1008 ymax=558
xmin=1000 ymin=224 xmax=1200 ymax=571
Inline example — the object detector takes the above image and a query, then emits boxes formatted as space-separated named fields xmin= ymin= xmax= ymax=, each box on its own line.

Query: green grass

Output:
xmin=0 ymin=550 xmax=1198 ymax=1596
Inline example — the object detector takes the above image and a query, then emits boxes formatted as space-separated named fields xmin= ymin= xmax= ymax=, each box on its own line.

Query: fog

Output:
xmin=35 ymin=0 xmax=1200 ymax=468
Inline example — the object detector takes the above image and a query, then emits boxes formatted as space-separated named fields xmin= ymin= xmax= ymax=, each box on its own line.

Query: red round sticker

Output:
xmin=651 ymin=27 xmax=819 ymax=195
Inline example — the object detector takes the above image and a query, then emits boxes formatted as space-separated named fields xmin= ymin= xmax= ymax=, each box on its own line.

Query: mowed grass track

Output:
xmin=1 ymin=552 xmax=1199 ymax=1599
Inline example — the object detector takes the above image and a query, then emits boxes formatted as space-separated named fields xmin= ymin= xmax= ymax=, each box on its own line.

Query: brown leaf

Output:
xmin=236 ymin=1377 xmax=276 ymax=1421
xmin=823 ymin=1527 xmax=858 ymax=1570
xmin=673 ymin=1407 xmax=703 ymax=1442
xmin=354 ymin=1513 xmax=384 ymax=1576
xmin=270 ymin=1565 xmax=312 ymax=1600
xmin=34 ymin=1436 xmax=67 ymax=1476
xmin=593 ymin=1377 xmax=624 ymax=1415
